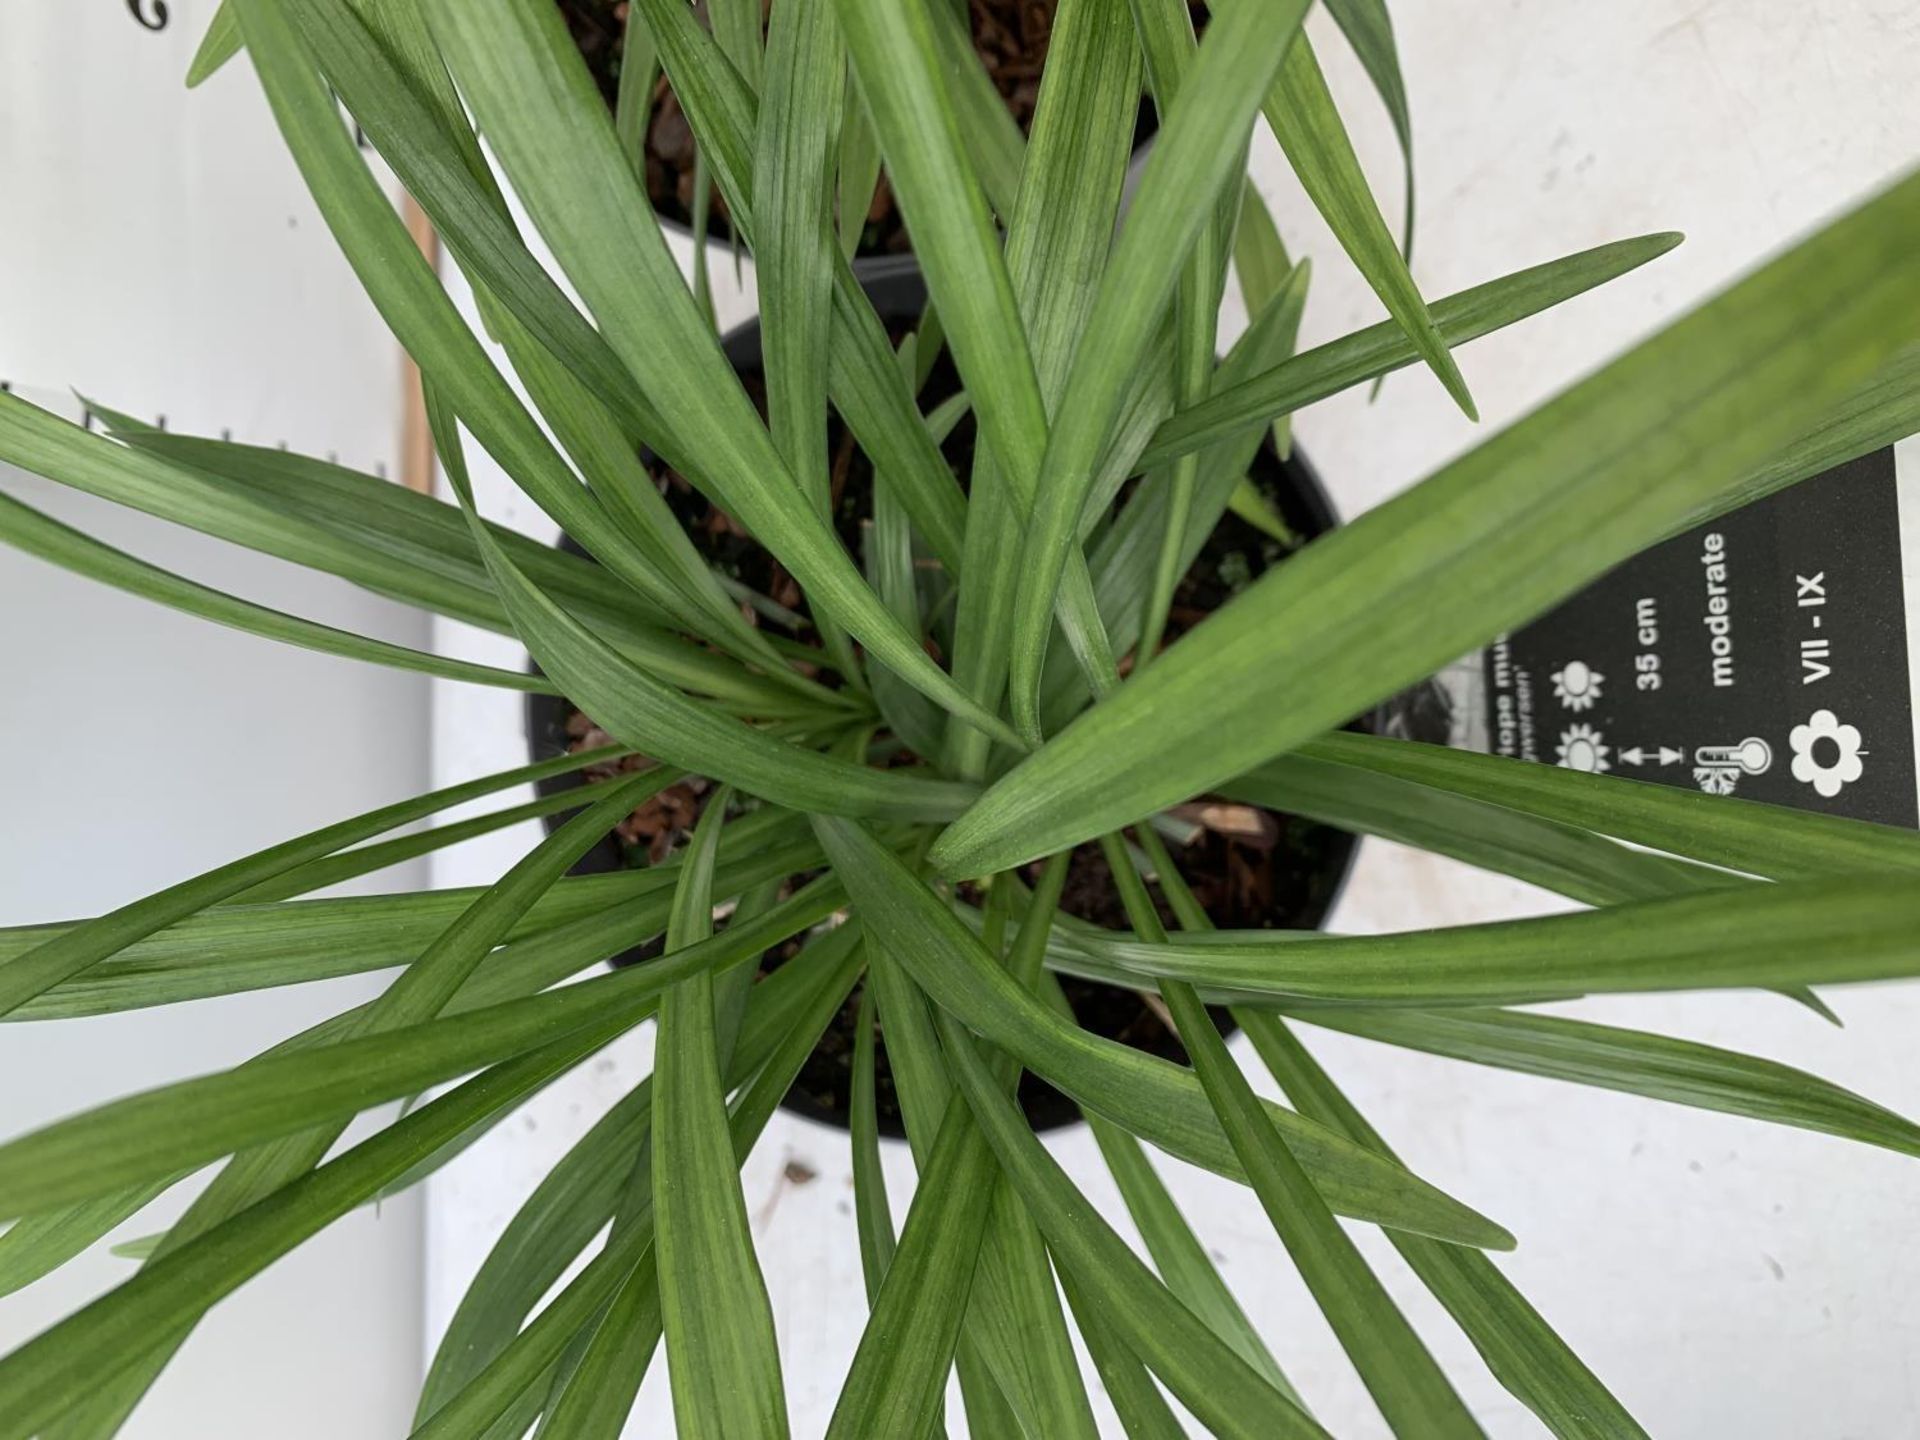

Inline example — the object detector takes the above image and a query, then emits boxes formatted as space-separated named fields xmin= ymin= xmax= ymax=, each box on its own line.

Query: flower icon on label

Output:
xmin=1555 ymin=723 xmax=1610 ymax=773
xmin=1550 ymin=660 xmax=1604 ymax=712
xmin=1788 ymin=710 xmax=1865 ymax=798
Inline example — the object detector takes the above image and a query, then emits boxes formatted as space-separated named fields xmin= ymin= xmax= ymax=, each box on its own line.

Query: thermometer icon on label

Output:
xmin=1692 ymin=737 xmax=1772 ymax=795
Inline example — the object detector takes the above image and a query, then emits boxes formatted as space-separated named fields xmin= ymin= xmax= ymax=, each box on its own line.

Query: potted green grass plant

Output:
xmin=1 ymin=0 xmax=1918 ymax=1435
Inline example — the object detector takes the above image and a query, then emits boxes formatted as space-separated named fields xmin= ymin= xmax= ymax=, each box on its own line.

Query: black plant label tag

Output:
xmin=1428 ymin=443 xmax=1919 ymax=826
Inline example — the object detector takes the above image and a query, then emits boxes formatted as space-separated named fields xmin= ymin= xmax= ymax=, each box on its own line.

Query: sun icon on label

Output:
xmin=1551 ymin=660 xmax=1604 ymax=712
xmin=1556 ymin=723 xmax=1611 ymax=773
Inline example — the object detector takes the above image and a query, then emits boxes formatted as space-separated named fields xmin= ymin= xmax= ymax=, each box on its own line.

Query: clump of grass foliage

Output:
xmin=0 ymin=0 xmax=1918 ymax=1435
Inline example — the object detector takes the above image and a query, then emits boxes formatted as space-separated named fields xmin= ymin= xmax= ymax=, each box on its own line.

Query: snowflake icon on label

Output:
xmin=1555 ymin=723 xmax=1610 ymax=773
xmin=1789 ymin=710 xmax=1865 ymax=798
xmin=1691 ymin=737 xmax=1772 ymax=795
xmin=1550 ymin=660 xmax=1604 ymax=712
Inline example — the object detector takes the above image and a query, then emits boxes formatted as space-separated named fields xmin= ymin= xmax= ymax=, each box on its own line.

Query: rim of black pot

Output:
xmin=525 ymin=256 xmax=1364 ymax=1133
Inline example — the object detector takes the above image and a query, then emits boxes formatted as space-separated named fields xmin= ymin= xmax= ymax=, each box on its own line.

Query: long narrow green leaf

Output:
xmin=1675 ymin=344 xmax=1920 ymax=534
xmin=613 ymin=2 xmax=659 ymax=179
xmin=940 ymin=171 xmax=1920 ymax=875
xmin=1004 ymin=0 xmax=1311 ymax=736
xmin=1040 ymin=261 xmax=1311 ymax=731
xmin=233 ymin=0 xmax=758 ymax=646
xmin=826 ymin=1097 xmax=995 ymax=1440
xmin=1264 ymin=35 xmax=1471 ymax=415
xmin=289 ymin=0 xmax=664 ymax=447
xmin=0 ymin=1014 xmax=631 ymax=1440
xmin=1072 ymin=877 xmax=1920 ymax=1006
xmin=752 ymin=0 xmax=862 ymax=687
xmin=5 ymin=830 xmax=684 ymax=1305
xmin=867 ymin=933 xmax=1093 ymax=1440
xmin=866 ymin=922 xmax=1012 ymax=1425
xmin=0 ymin=875 xmax=856 ymax=1222
xmin=7 ymin=819 xmax=823 ymax=1022
xmin=422 ymin=0 xmax=1021 ymax=750
xmin=865 ymin=365 xmax=949 ymax=758
xmin=186 ymin=1 xmax=242 ymax=85
xmin=0 ymin=391 xmax=508 ymax=639
xmin=936 ymin=1008 xmax=1327 ymax=1440
xmin=528 ymin=908 xmax=807 ymax=1440
xmin=9 ymin=875 xmax=833 ymax=1351
xmin=652 ymin=792 xmax=788 ymax=1439
xmin=977 ymin=861 xmax=1105 ymax=1440
xmin=835 ymin=75 xmax=882 ymax=261
xmin=1322 ymin=0 xmax=1415 ymax=262
xmin=534 ymin=1257 xmax=659 ymax=1440
xmin=1244 ymin=1014 xmax=1650 ymax=1438
xmin=866 ymin=858 xmax=1101 ymax=1440
xmin=848 ymin=981 xmax=896 ymax=1300
xmin=527 ymin=890 xmax=804 ymax=1440
xmin=0 ymin=804 xmax=789 ymax=978
xmin=0 ymin=728 xmax=629 ymax=1018
xmin=95 ymin=416 xmax=820 ymax=713
xmin=1248 ymin=745 xmax=1849 ymax=1033
xmin=1230 ymin=184 xmax=1301 ymax=458
xmin=1303 ymin=1006 xmax=1920 ymax=1156
xmin=924 ymin=0 xmax=1026 ymax=218
xmin=413 ymin=927 xmax=865 ymax=1440
xmin=709 ymin=0 xmax=762 ymax=92
xmin=227 ymin=785 xmax=622 ymax=905
xmin=1089 ymin=1118 xmax=1300 ymax=1403
xmin=1233 ymin=182 xmax=1294 ymax=318
xmin=1301 ymin=731 xmax=1920 ymax=882
xmin=1241 ymin=746 xmax=1833 ymax=1041
xmin=370 ymin=773 xmax=670 ymax=1027
xmin=1084 ymin=830 xmax=1291 ymax=1412
xmin=0 ymin=487 xmax=547 ymax=693
xmin=979 ymin=1188 xmax=1103 ymax=1440
xmin=838 ymin=0 xmax=1125 ymax=714
xmin=290 ymin=0 xmax=816 ymax=693
xmin=1128 ymin=0 xmax=1241 ymax=674
xmin=831 ymin=0 xmax=1043 ymax=513
xmin=47 ymin=766 xmax=672 ymax=1438
xmin=1097 ymin=835 xmax=1481 ymax=1436
xmin=942 ymin=0 xmax=1142 ymax=777
xmin=418 ymin=1075 xmax=653 ymax=1425
xmin=812 ymin=816 xmax=1511 ymax=1247
xmin=1058 ymin=1268 xmax=1189 ymax=1440
xmin=623 ymin=0 xmax=971 ymax=577
xmin=1225 ymin=749 xmax=1744 ymax=907
xmin=1138 ymin=233 xmax=1681 ymax=473
xmin=0 ymin=1183 xmax=171 ymax=1301
xmin=498 ymin=319 xmax=817 ymax=691
xmin=419 ymin=1193 xmax=658 ymax=1440
xmin=416 ymin=937 xmax=843 ymax=1423
xmin=88 ymin=414 xmax=620 ymax=629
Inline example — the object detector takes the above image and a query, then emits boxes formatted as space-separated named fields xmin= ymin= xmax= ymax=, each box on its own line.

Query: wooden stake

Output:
xmin=398 ymin=195 xmax=439 ymax=494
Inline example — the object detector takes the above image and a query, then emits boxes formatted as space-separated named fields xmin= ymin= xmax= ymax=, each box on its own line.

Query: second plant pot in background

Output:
xmin=557 ymin=0 xmax=1165 ymax=256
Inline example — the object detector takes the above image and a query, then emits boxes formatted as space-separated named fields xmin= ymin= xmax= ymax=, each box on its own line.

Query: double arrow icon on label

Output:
xmin=1618 ymin=746 xmax=1685 ymax=767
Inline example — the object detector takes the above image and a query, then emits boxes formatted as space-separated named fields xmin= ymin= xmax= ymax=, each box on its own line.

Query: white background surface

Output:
xmin=1 ymin=1 xmax=1917 ymax=1437
xmin=0 ymin=5 xmax=427 ymax=1437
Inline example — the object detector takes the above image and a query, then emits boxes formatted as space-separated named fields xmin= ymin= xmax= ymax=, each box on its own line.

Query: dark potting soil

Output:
xmin=554 ymin=0 xmax=1172 ymax=256
xmin=535 ymin=300 xmax=1353 ymax=1133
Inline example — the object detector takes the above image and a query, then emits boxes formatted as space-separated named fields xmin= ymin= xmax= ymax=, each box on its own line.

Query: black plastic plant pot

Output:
xmin=525 ymin=257 xmax=1359 ymax=1135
